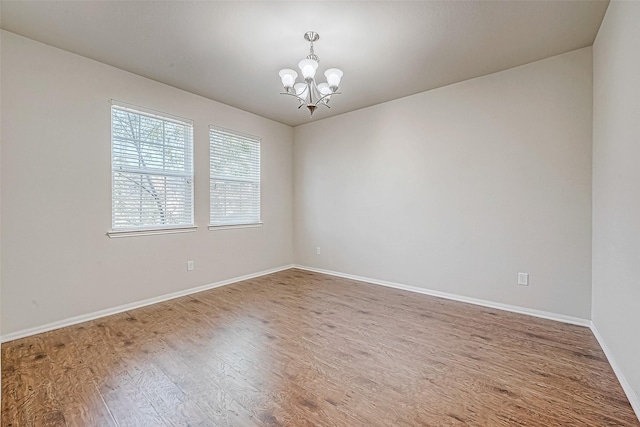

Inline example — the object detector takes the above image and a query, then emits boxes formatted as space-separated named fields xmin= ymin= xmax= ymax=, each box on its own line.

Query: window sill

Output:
xmin=107 ymin=226 xmax=197 ymax=238
xmin=208 ymin=222 xmax=263 ymax=231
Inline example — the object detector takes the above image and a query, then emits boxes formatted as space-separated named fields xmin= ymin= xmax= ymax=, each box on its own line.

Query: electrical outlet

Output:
xmin=518 ymin=272 xmax=529 ymax=286
xmin=316 ymin=247 xmax=321 ymax=255
xmin=187 ymin=260 xmax=194 ymax=271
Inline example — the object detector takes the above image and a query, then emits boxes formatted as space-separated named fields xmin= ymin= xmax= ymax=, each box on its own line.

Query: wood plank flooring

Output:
xmin=2 ymin=268 xmax=639 ymax=426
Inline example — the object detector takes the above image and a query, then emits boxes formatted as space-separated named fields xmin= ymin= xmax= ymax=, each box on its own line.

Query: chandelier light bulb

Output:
xmin=298 ymin=59 xmax=319 ymax=80
xmin=317 ymin=82 xmax=331 ymax=104
xmin=279 ymin=69 xmax=298 ymax=89
xmin=324 ymin=68 xmax=343 ymax=90
xmin=317 ymin=82 xmax=331 ymax=96
xmin=294 ymin=82 xmax=308 ymax=98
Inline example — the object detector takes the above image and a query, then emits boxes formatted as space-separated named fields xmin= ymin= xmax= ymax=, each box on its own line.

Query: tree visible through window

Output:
xmin=111 ymin=104 xmax=194 ymax=231
xmin=209 ymin=127 xmax=261 ymax=227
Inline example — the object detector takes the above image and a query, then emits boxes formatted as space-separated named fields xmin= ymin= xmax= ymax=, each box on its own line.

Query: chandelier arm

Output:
xmin=280 ymin=92 xmax=308 ymax=104
xmin=280 ymin=91 xmax=341 ymax=107
xmin=315 ymin=92 xmax=340 ymax=105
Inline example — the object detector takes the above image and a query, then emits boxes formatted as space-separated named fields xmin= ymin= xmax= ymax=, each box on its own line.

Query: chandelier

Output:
xmin=278 ymin=31 xmax=344 ymax=117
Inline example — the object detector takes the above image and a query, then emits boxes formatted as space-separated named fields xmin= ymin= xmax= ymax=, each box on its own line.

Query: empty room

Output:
xmin=1 ymin=0 xmax=639 ymax=425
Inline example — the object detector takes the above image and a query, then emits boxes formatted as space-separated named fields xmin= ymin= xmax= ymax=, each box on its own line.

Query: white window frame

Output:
xmin=209 ymin=126 xmax=262 ymax=230
xmin=108 ymin=101 xmax=195 ymax=238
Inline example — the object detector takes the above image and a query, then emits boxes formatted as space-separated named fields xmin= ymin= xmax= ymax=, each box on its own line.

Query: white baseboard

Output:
xmin=1 ymin=264 xmax=295 ymax=343
xmin=3 ymin=263 xmax=637 ymax=422
xmin=292 ymin=264 xmax=591 ymax=327
xmin=5 ymin=263 xmax=636 ymax=423
xmin=590 ymin=323 xmax=640 ymax=421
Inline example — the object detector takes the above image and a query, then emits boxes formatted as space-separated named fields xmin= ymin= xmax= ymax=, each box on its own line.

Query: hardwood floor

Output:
xmin=2 ymin=268 xmax=638 ymax=426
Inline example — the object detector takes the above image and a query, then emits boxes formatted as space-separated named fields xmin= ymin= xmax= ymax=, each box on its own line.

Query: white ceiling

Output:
xmin=1 ymin=1 xmax=608 ymax=127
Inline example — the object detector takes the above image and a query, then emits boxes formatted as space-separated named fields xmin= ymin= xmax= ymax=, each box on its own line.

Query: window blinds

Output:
xmin=209 ymin=127 xmax=261 ymax=226
xmin=111 ymin=104 xmax=194 ymax=230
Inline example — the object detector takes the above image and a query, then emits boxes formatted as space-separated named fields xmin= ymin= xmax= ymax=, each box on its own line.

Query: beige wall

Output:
xmin=0 ymin=31 xmax=294 ymax=336
xmin=294 ymin=48 xmax=593 ymax=319
xmin=592 ymin=0 xmax=640 ymax=406
xmin=0 ymin=31 xmax=597 ymax=334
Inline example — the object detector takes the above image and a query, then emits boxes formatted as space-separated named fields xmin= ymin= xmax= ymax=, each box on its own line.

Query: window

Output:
xmin=209 ymin=126 xmax=261 ymax=228
xmin=110 ymin=103 xmax=194 ymax=235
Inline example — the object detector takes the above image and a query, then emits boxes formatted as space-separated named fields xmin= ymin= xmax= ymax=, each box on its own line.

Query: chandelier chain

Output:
xmin=307 ymin=41 xmax=319 ymax=62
